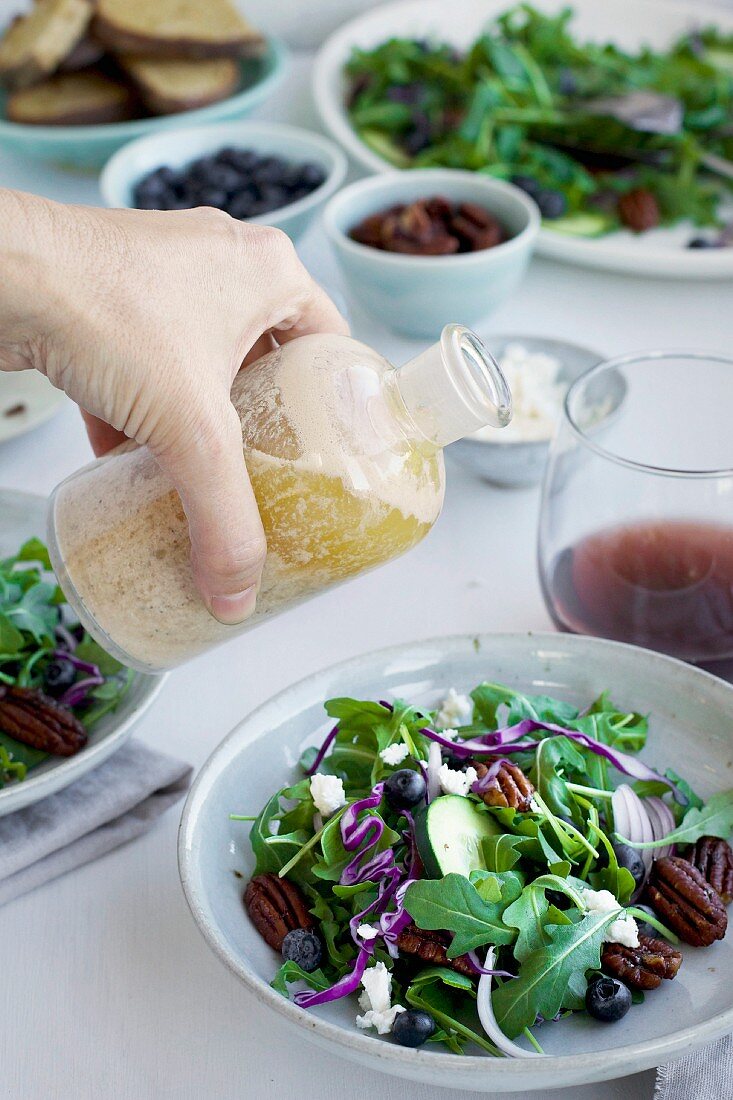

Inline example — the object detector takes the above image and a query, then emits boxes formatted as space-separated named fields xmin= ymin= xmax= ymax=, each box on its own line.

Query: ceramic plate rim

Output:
xmin=178 ymin=630 xmax=733 ymax=1089
xmin=312 ymin=0 xmax=733 ymax=279
xmin=0 ymin=489 xmax=166 ymax=815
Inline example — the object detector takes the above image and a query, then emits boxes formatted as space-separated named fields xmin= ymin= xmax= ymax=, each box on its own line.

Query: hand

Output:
xmin=0 ymin=191 xmax=348 ymax=623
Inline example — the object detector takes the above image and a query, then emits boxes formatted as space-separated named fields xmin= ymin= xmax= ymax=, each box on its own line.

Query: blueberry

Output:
xmin=392 ymin=1009 xmax=436 ymax=1047
xmin=386 ymin=82 xmax=425 ymax=105
xmin=535 ymin=188 xmax=568 ymax=219
xmin=195 ymin=187 xmax=229 ymax=210
xmin=204 ymin=163 xmax=246 ymax=194
xmin=511 ymin=174 xmax=542 ymax=198
xmin=585 ymin=975 xmax=632 ymax=1022
xmin=216 ymin=147 xmax=258 ymax=173
xmin=253 ymin=156 xmax=288 ymax=183
xmin=557 ymin=68 xmax=578 ymax=96
xmin=384 ymin=768 xmax=426 ymax=809
xmin=688 ymin=236 xmax=720 ymax=249
xmin=297 ymin=162 xmax=326 ymax=189
xmin=43 ymin=658 xmax=76 ymax=694
xmin=612 ymin=842 xmax=646 ymax=892
xmin=257 ymin=183 xmax=289 ymax=212
xmin=188 ymin=155 xmax=218 ymax=181
xmin=402 ymin=111 xmax=432 ymax=156
xmin=226 ymin=191 xmax=257 ymax=219
xmin=281 ymin=928 xmax=323 ymax=972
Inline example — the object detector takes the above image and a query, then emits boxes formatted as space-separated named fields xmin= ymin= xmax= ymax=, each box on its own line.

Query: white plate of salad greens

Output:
xmin=179 ymin=632 xmax=733 ymax=1091
xmin=0 ymin=490 xmax=164 ymax=816
xmin=313 ymin=0 xmax=733 ymax=278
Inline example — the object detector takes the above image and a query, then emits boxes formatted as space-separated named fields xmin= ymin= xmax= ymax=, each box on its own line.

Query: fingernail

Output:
xmin=209 ymin=585 xmax=257 ymax=625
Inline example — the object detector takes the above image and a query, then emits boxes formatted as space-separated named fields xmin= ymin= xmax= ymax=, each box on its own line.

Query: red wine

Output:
xmin=545 ymin=520 xmax=733 ymax=662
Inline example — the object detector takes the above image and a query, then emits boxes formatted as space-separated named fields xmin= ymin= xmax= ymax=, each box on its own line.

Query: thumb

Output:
xmin=154 ymin=401 xmax=266 ymax=625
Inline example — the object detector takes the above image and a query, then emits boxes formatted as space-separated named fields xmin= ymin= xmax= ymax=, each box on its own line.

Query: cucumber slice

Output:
xmin=544 ymin=212 xmax=614 ymax=238
xmin=414 ymin=795 xmax=501 ymax=879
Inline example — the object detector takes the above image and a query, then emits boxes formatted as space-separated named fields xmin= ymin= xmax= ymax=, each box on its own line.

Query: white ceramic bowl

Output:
xmin=100 ymin=121 xmax=348 ymax=241
xmin=179 ymin=631 xmax=733 ymax=1092
xmin=449 ymin=336 xmax=605 ymax=488
xmin=0 ymin=490 xmax=165 ymax=817
xmin=323 ymin=170 xmax=539 ymax=337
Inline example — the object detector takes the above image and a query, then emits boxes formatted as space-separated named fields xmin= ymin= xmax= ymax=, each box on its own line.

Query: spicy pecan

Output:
xmin=645 ymin=855 xmax=727 ymax=946
xmin=396 ymin=922 xmax=475 ymax=977
xmin=244 ymin=873 xmax=313 ymax=952
xmin=470 ymin=759 xmax=534 ymax=812
xmin=684 ymin=837 xmax=733 ymax=905
xmin=618 ymin=188 xmax=660 ymax=232
xmin=382 ymin=201 xmax=460 ymax=255
xmin=601 ymin=934 xmax=682 ymax=991
xmin=0 ymin=684 xmax=86 ymax=756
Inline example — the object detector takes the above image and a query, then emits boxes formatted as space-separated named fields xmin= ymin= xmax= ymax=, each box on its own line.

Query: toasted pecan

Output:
xmin=0 ymin=684 xmax=86 ymax=756
xmin=602 ymin=934 xmax=682 ymax=991
xmin=645 ymin=856 xmax=727 ymax=946
xmin=244 ymin=873 xmax=313 ymax=952
xmin=396 ymin=922 xmax=475 ymax=978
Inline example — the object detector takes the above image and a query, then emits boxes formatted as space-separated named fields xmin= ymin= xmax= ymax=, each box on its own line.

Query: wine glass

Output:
xmin=538 ymin=351 xmax=733 ymax=665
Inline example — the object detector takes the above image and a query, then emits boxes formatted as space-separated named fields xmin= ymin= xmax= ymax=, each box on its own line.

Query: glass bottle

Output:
xmin=47 ymin=324 xmax=511 ymax=672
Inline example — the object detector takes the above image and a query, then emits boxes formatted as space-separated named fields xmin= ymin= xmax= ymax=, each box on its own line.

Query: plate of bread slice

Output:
xmin=0 ymin=0 xmax=287 ymax=169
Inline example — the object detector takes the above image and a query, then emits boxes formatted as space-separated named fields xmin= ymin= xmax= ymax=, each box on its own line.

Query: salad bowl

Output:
xmin=0 ymin=490 xmax=164 ymax=817
xmin=179 ymin=631 xmax=733 ymax=1091
xmin=313 ymin=0 xmax=733 ymax=279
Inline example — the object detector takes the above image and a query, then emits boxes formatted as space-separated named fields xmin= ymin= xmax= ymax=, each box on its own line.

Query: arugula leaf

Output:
xmin=249 ymin=790 xmax=312 ymax=879
xmin=621 ymin=789 xmax=733 ymax=849
xmin=532 ymin=736 xmax=586 ymax=819
xmin=404 ymin=872 xmax=520 ymax=955
xmin=501 ymin=874 xmax=585 ymax=962
xmin=492 ymin=911 xmax=614 ymax=1037
xmin=481 ymin=832 xmax=526 ymax=872
xmin=271 ymin=961 xmax=332 ymax=997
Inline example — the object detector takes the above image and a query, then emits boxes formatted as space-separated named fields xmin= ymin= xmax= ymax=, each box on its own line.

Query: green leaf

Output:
xmin=620 ymin=789 xmax=733 ymax=849
xmin=249 ymin=790 xmax=311 ymax=878
xmin=481 ymin=832 xmax=526 ymax=872
xmin=0 ymin=617 xmax=24 ymax=653
xmin=405 ymin=969 xmax=500 ymax=1056
xmin=492 ymin=911 xmax=614 ymax=1038
xmin=271 ymin=961 xmax=332 ymax=997
xmin=404 ymin=872 xmax=520 ymax=956
xmin=14 ymin=538 xmax=52 ymax=570
xmin=532 ymin=736 xmax=586 ymax=819
xmin=74 ymin=636 xmax=124 ymax=677
xmin=501 ymin=875 xmax=585 ymax=962
xmin=0 ymin=731 xmax=48 ymax=771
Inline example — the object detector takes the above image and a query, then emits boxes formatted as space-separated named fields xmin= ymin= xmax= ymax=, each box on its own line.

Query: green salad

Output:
xmin=0 ymin=538 xmax=134 ymax=787
xmin=238 ymin=681 xmax=733 ymax=1054
xmin=344 ymin=4 xmax=733 ymax=242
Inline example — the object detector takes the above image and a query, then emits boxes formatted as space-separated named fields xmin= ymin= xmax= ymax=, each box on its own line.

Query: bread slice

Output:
xmin=6 ymin=69 xmax=137 ymax=125
xmin=119 ymin=55 xmax=239 ymax=114
xmin=93 ymin=0 xmax=265 ymax=59
xmin=0 ymin=0 xmax=93 ymax=90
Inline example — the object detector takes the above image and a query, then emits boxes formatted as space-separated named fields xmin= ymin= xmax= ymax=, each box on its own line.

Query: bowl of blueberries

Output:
xmin=100 ymin=120 xmax=348 ymax=241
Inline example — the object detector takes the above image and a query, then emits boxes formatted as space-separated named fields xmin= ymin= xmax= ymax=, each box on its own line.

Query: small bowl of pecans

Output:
xmin=323 ymin=169 xmax=540 ymax=337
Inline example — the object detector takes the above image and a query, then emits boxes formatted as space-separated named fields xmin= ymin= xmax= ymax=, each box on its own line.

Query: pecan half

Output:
xmin=396 ymin=922 xmax=475 ymax=978
xmin=684 ymin=837 xmax=733 ymax=905
xmin=449 ymin=202 xmax=504 ymax=251
xmin=470 ymin=759 xmax=534 ymax=812
xmin=0 ymin=684 xmax=86 ymax=756
xmin=645 ymin=855 xmax=727 ymax=946
xmin=244 ymin=873 xmax=313 ymax=952
xmin=618 ymin=188 xmax=660 ymax=232
xmin=602 ymin=934 xmax=682 ymax=991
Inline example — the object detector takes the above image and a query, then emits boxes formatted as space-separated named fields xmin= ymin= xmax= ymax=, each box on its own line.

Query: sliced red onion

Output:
xmin=644 ymin=796 xmax=675 ymax=859
xmin=426 ymin=741 xmax=442 ymax=802
xmin=466 ymin=950 xmax=514 ymax=978
xmin=54 ymin=625 xmax=77 ymax=652
xmin=305 ymin=724 xmax=339 ymax=776
xmin=476 ymin=948 xmax=543 ymax=1058
xmin=612 ymin=784 xmax=654 ymax=874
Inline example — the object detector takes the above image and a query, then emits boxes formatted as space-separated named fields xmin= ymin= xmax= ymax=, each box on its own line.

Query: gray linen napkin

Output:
xmin=655 ymin=1035 xmax=733 ymax=1099
xmin=0 ymin=739 xmax=191 ymax=906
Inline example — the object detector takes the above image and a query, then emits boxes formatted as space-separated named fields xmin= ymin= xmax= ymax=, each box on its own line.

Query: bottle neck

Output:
xmin=391 ymin=324 xmax=512 ymax=449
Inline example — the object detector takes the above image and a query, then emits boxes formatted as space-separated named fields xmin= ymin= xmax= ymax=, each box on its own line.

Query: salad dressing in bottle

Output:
xmin=47 ymin=325 xmax=510 ymax=672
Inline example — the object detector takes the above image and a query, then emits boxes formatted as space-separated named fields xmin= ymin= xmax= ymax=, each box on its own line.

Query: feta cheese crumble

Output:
xmin=581 ymin=888 xmax=639 ymax=948
xmin=435 ymin=688 xmax=473 ymax=729
xmin=309 ymin=773 xmax=347 ymax=817
xmin=438 ymin=763 xmax=478 ymax=798
xmin=379 ymin=743 xmax=410 ymax=766
xmin=471 ymin=342 xmax=566 ymax=444
xmin=356 ymin=961 xmax=405 ymax=1035
xmin=356 ymin=924 xmax=379 ymax=941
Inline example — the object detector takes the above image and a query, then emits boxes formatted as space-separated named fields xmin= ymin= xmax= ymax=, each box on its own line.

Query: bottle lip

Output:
xmin=441 ymin=324 xmax=512 ymax=431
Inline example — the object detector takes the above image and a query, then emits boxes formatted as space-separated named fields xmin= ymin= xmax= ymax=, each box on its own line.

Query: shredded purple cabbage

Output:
xmin=54 ymin=625 xmax=77 ymax=653
xmin=466 ymin=950 xmax=514 ymax=978
xmin=293 ymin=946 xmax=371 ymax=1008
xmin=52 ymin=649 xmax=100 ymax=676
xmin=58 ymin=675 xmax=105 ymax=708
xmin=420 ymin=720 xmax=681 ymax=801
xmin=305 ymin=725 xmax=339 ymax=777
xmin=470 ymin=757 xmax=517 ymax=794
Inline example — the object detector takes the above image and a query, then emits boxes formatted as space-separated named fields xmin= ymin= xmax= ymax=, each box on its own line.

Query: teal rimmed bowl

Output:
xmin=0 ymin=39 xmax=287 ymax=171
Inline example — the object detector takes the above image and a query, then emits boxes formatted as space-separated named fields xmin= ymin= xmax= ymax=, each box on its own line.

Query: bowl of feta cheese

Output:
xmin=449 ymin=336 xmax=604 ymax=488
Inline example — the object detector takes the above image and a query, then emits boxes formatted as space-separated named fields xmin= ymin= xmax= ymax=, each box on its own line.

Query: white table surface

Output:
xmin=1 ymin=50 xmax=731 ymax=1100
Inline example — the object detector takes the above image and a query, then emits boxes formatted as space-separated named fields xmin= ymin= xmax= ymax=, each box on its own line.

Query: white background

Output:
xmin=0 ymin=11 xmax=732 ymax=1100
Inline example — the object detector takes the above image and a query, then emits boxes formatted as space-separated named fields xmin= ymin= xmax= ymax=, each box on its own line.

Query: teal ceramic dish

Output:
xmin=0 ymin=40 xmax=287 ymax=171
xmin=323 ymin=169 xmax=540 ymax=338
xmin=100 ymin=120 xmax=347 ymax=242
